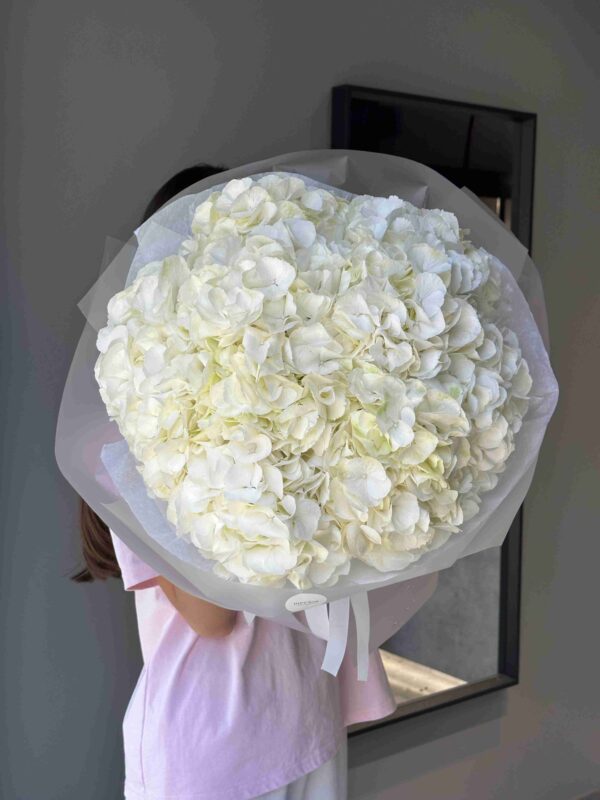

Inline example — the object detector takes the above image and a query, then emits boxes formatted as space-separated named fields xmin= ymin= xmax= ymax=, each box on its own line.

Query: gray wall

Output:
xmin=2 ymin=1 xmax=599 ymax=798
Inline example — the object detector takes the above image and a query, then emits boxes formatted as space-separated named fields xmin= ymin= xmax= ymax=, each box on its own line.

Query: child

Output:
xmin=71 ymin=164 xmax=398 ymax=799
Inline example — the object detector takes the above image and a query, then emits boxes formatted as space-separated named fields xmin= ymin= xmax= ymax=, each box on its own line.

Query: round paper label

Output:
xmin=285 ymin=593 xmax=328 ymax=612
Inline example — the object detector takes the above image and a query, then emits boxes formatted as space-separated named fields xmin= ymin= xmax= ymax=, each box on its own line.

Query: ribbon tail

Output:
xmin=242 ymin=611 xmax=256 ymax=626
xmin=350 ymin=591 xmax=371 ymax=682
xmin=304 ymin=603 xmax=330 ymax=641
xmin=320 ymin=597 xmax=350 ymax=677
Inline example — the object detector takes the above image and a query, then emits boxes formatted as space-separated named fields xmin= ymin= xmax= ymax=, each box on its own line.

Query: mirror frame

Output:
xmin=330 ymin=84 xmax=536 ymax=736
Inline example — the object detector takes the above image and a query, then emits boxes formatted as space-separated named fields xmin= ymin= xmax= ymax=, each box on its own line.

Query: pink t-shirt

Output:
xmin=110 ymin=530 xmax=396 ymax=800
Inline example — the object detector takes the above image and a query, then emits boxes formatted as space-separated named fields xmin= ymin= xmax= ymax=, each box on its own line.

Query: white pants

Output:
xmin=254 ymin=731 xmax=348 ymax=800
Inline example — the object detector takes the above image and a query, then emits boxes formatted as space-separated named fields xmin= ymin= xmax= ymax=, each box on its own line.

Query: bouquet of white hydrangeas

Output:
xmin=94 ymin=172 xmax=531 ymax=591
xmin=56 ymin=149 xmax=558 ymax=680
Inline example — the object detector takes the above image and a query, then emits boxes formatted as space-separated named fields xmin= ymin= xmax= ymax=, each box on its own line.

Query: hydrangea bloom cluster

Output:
xmin=95 ymin=173 xmax=532 ymax=589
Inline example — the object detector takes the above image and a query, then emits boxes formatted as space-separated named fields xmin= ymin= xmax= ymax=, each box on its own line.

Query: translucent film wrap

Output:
xmin=56 ymin=149 xmax=559 ymax=681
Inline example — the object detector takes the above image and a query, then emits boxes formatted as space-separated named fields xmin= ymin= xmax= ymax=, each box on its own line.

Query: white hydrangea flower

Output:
xmin=95 ymin=173 xmax=532 ymax=588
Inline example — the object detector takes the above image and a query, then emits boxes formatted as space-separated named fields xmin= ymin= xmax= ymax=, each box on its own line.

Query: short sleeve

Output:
xmin=109 ymin=529 xmax=161 ymax=591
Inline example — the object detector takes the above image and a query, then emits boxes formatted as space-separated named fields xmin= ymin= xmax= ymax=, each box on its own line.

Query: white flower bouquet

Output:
xmin=56 ymin=149 xmax=559 ymax=681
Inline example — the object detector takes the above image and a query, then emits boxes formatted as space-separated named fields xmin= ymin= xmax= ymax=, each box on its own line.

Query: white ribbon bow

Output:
xmin=244 ymin=591 xmax=371 ymax=681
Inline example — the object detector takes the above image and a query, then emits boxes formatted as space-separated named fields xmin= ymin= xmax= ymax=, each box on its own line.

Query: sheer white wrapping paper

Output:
xmin=56 ymin=149 xmax=558 ymax=681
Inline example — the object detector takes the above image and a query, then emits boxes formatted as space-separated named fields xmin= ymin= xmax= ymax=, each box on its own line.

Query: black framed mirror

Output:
xmin=331 ymin=84 xmax=536 ymax=735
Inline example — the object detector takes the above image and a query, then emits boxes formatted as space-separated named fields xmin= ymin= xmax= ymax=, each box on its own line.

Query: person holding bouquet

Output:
xmin=62 ymin=150 xmax=557 ymax=800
